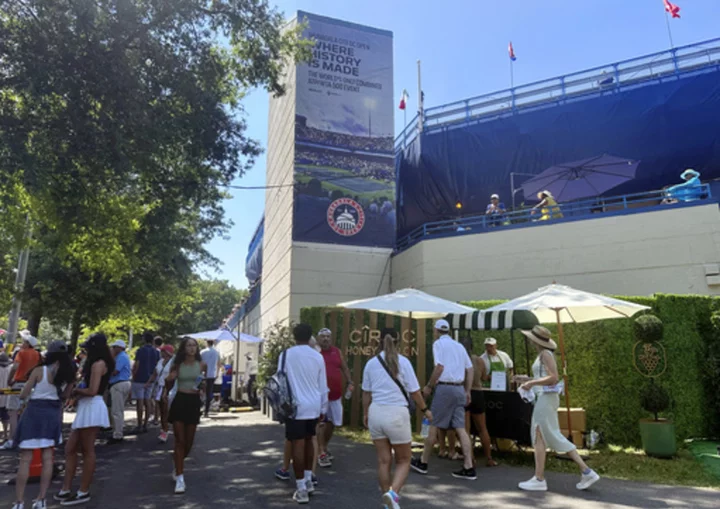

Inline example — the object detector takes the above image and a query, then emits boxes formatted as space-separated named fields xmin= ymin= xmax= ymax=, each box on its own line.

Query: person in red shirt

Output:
xmin=316 ymin=328 xmax=353 ymax=468
xmin=1 ymin=331 xmax=41 ymax=450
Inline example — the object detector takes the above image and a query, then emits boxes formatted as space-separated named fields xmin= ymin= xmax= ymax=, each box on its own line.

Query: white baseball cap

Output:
xmin=434 ymin=319 xmax=450 ymax=332
xmin=110 ymin=340 xmax=127 ymax=350
xmin=484 ymin=337 xmax=498 ymax=345
xmin=491 ymin=194 xmax=499 ymax=199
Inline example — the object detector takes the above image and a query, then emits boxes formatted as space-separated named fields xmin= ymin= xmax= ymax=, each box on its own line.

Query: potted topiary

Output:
xmin=639 ymin=382 xmax=676 ymax=458
xmin=633 ymin=314 xmax=675 ymax=458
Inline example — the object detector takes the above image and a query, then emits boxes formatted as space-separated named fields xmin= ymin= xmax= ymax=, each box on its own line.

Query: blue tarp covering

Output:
xmin=396 ymin=69 xmax=720 ymax=238
xmin=245 ymin=218 xmax=263 ymax=283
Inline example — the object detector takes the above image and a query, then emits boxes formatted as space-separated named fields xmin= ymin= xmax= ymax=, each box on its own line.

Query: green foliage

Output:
xmin=634 ymin=315 xmax=664 ymax=343
xmin=640 ymin=383 xmax=671 ymax=420
xmin=257 ymin=322 xmax=296 ymax=389
xmin=0 ymin=0 xmax=309 ymax=340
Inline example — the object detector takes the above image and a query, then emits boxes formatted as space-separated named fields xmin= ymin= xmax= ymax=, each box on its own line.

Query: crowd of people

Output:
xmin=0 ymin=329 xmax=234 ymax=508
xmin=295 ymin=147 xmax=394 ymax=182
xmin=271 ymin=321 xmax=601 ymax=507
xmin=294 ymin=121 xmax=394 ymax=153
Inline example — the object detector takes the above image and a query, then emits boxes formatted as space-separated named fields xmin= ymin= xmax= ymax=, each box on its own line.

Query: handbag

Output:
xmin=376 ymin=354 xmax=416 ymax=416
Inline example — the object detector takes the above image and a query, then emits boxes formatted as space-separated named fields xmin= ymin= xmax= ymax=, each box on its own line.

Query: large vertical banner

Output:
xmin=293 ymin=12 xmax=395 ymax=247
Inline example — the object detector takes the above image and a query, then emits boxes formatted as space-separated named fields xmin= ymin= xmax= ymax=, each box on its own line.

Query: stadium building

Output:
xmin=227 ymin=13 xmax=720 ymax=339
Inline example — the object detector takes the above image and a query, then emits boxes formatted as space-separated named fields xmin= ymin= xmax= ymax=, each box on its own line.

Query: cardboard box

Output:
xmin=557 ymin=407 xmax=587 ymax=432
xmin=560 ymin=429 xmax=585 ymax=448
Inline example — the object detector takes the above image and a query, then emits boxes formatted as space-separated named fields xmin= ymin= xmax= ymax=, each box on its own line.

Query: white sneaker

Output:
xmin=305 ymin=479 xmax=315 ymax=495
xmin=174 ymin=478 xmax=186 ymax=494
xmin=32 ymin=500 xmax=47 ymax=509
xmin=293 ymin=490 xmax=309 ymax=504
xmin=11 ymin=502 xmax=24 ymax=509
xmin=518 ymin=476 xmax=548 ymax=491
xmin=1 ymin=440 xmax=14 ymax=450
xmin=577 ymin=470 xmax=600 ymax=490
xmin=382 ymin=490 xmax=401 ymax=509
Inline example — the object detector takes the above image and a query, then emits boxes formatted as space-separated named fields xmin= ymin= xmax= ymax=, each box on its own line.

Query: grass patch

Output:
xmin=336 ymin=428 xmax=720 ymax=488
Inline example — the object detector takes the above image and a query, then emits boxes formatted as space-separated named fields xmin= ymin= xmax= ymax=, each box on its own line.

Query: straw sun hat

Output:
xmin=521 ymin=325 xmax=557 ymax=351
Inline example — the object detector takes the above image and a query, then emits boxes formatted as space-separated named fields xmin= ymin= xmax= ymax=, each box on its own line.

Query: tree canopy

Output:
xmin=0 ymin=0 xmax=310 ymax=341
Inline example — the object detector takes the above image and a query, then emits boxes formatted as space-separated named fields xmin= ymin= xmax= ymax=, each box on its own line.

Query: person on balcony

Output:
xmin=665 ymin=169 xmax=702 ymax=203
xmin=485 ymin=194 xmax=507 ymax=226
xmin=531 ymin=191 xmax=563 ymax=221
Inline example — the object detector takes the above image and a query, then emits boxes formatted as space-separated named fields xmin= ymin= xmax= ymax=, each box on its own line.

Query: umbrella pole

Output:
xmin=510 ymin=329 xmax=516 ymax=371
xmin=556 ymin=309 xmax=573 ymax=439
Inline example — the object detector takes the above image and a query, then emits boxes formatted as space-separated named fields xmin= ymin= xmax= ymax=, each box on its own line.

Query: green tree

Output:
xmin=0 ymin=0 xmax=311 ymax=343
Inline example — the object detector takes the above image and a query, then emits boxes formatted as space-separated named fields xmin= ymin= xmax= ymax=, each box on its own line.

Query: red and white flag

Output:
xmin=398 ymin=89 xmax=409 ymax=110
xmin=663 ymin=0 xmax=681 ymax=18
xmin=508 ymin=42 xmax=517 ymax=61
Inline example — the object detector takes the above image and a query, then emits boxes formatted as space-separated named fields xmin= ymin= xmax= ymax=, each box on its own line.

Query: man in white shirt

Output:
xmin=200 ymin=340 xmax=222 ymax=417
xmin=411 ymin=319 xmax=477 ymax=480
xmin=279 ymin=324 xmax=328 ymax=504
xmin=480 ymin=337 xmax=514 ymax=389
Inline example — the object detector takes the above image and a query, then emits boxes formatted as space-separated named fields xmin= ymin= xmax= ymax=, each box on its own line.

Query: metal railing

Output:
xmin=395 ymin=185 xmax=713 ymax=252
xmin=394 ymin=38 xmax=720 ymax=152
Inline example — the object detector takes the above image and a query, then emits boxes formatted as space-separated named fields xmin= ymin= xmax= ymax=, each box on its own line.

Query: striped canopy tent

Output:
xmin=447 ymin=309 xmax=539 ymax=331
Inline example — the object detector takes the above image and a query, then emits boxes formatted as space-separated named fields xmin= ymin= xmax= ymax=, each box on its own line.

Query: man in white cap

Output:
xmin=2 ymin=331 xmax=40 ymax=449
xmin=486 ymin=194 xmax=506 ymax=226
xmin=480 ymin=338 xmax=514 ymax=390
xmin=108 ymin=339 xmax=132 ymax=444
xmin=411 ymin=319 xmax=477 ymax=480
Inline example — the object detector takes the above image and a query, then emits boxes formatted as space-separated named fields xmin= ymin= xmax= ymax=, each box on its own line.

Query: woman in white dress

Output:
xmin=517 ymin=326 xmax=600 ymax=492
xmin=55 ymin=333 xmax=114 ymax=506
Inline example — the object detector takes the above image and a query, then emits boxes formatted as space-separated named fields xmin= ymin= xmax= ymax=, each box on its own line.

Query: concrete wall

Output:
xmin=259 ymin=57 xmax=296 ymax=332
xmin=391 ymin=203 xmax=720 ymax=300
xmin=289 ymin=242 xmax=392 ymax=321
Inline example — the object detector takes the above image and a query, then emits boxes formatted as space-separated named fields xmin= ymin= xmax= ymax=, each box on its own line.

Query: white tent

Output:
xmin=337 ymin=288 xmax=475 ymax=319
xmin=183 ymin=329 xmax=237 ymax=342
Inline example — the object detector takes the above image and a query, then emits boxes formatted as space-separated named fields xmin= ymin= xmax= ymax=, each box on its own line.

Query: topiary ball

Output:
xmin=639 ymin=383 xmax=670 ymax=416
xmin=634 ymin=314 xmax=664 ymax=343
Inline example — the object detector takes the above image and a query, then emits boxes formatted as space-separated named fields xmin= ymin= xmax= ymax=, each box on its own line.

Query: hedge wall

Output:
xmin=302 ymin=294 xmax=720 ymax=447
xmin=461 ymin=295 xmax=720 ymax=447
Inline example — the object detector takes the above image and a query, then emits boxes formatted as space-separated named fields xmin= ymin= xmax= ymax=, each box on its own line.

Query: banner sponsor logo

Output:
xmin=327 ymin=198 xmax=365 ymax=236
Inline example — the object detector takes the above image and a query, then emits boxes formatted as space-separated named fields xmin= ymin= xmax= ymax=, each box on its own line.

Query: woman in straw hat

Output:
xmin=516 ymin=326 xmax=599 ymax=492
xmin=531 ymin=191 xmax=563 ymax=221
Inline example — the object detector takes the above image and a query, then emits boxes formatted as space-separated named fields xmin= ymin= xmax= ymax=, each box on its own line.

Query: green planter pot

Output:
xmin=639 ymin=418 xmax=677 ymax=458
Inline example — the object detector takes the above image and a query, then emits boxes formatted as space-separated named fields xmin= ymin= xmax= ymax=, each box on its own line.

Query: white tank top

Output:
xmin=31 ymin=366 xmax=60 ymax=401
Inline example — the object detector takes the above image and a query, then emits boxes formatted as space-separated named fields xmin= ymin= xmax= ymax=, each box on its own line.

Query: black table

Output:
xmin=483 ymin=390 xmax=532 ymax=446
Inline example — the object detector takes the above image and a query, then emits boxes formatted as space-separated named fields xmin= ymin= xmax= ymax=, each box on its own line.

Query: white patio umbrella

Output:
xmin=486 ymin=283 xmax=649 ymax=435
xmin=183 ymin=329 xmax=238 ymax=342
xmin=337 ymin=288 xmax=475 ymax=319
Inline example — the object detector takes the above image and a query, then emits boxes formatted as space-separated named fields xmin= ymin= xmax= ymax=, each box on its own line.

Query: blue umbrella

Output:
xmin=522 ymin=154 xmax=640 ymax=202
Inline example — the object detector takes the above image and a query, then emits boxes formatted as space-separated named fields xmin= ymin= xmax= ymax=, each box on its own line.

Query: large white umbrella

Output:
xmin=486 ymin=283 xmax=649 ymax=434
xmin=337 ymin=288 xmax=475 ymax=319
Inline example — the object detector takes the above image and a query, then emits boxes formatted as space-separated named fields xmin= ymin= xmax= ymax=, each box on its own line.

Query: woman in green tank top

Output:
xmin=165 ymin=338 xmax=207 ymax=496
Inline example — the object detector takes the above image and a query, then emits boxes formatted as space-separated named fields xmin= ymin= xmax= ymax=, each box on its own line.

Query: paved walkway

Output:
xmin=0 ymin=410 xmax=717 ymax=508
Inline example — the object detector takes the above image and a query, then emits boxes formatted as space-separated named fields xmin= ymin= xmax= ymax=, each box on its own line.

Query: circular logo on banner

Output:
xmin=327 ymin=198 xmax=365 ymax=236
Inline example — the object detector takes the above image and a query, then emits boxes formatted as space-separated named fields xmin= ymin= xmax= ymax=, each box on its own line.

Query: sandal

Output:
xmin=450 ymin=452 xmax=464 ymax=461
xmin=486 ymin=458 xmax=498 ymax=467
xmin=438 ymin=451 xmax=449 ymax=459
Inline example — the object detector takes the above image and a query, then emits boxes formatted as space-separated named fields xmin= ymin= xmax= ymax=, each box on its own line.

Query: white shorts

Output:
xmin=368 ymin=403 xmax=412 ymax=444
xmin=6 ymin=383 xmax=25 ymax=411
xmin=325 ymin=399 xmax=343 ymax=427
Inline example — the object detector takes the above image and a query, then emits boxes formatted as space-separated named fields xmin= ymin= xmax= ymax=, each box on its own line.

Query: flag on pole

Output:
xmin=398 ymin=89 xmax=409 ymax=110
xmin=663 ymin=0 xmax=681 ymax=18
xmin=508 ymin=42 xmax=517 ymax=61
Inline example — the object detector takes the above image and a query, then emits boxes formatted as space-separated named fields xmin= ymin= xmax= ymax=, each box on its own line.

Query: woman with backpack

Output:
xmin=361 ymin=328 xmax=432 ymax=509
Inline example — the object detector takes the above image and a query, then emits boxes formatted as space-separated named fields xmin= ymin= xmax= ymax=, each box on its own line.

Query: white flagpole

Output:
xmin=417 ymin=60 xmax=423 ymax=134
xmin=664 ymin=10 xmax=675 ymax=49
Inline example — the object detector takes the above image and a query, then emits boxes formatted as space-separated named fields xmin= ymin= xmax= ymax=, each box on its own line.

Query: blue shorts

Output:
xmin=132 ymin=383 xmax=152 ymax=401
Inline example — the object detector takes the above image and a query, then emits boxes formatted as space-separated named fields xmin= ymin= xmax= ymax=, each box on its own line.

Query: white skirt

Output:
xmin=72 ymin=396 xmax=110 ymax=430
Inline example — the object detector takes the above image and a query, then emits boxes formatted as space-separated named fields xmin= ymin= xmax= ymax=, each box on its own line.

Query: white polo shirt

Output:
xmin=433 ymin=335 xmax=473 ymax=383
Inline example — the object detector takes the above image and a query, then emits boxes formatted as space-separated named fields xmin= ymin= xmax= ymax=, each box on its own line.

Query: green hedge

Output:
xmin=302 ymin=294 xmax=720 ymax=446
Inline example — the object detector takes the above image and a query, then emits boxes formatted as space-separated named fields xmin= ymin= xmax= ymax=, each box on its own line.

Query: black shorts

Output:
xmin=466 ymin=390 xmax=486 ymax=415
xmin=168 ymin=392 xmax=202 ymax=425
xmin=285 ymin=418 xmax=318 ymax=441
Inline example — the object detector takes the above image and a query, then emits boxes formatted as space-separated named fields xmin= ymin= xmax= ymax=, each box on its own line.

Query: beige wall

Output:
xmin=289 ymin=242 xmax=392 ymax=321
xmin=260 ymin=56 xmax=296 ymax=332
xmin=391 ymin=203 xmax=720 ymax=300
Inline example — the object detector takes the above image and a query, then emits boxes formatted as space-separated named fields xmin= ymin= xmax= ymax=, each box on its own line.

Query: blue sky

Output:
xmin=204 ymin=0 xmax=720 ymax=289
